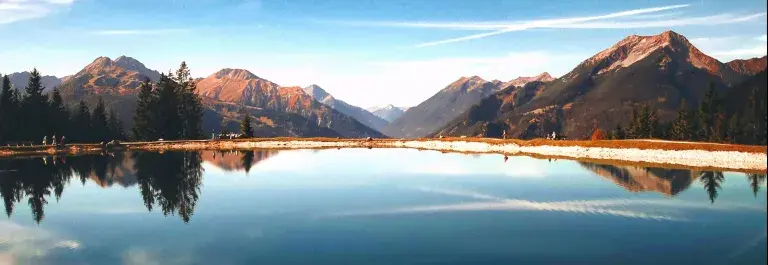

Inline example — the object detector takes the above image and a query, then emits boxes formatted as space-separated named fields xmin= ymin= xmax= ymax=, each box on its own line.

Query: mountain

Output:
xmin=726 ymin=56 xmax=767 ymax=76
xmin=42 ymin=57 xmax=367 ymax=138
xmin=724 ymin=70 xmax=767 ymax=117
xmin=382 ymin=76 xmax=505 ymax=138
xmin=367 ymin=104 xmax=409 ymax=122
xmin=435 ymin=30 xmax=763 ymax=139
xmin=501 ymin=72 xmax=555 ymax=88
xmin=200 ymin=150 xmax=278 ymax=172
xmin=206 ymin=99 xmax=341 ymax=138
xmin=579 ymin=162 xmax=696 ymax=196
xmin=7 ymin=71 xmax=61 ymax=93
xmin=59 ymin=56 xmax=161 ymax=97
xmin=196 ymin=69 xmax=383 ymax=138
xmin=302 ymin=84 xmax=389 ymax=131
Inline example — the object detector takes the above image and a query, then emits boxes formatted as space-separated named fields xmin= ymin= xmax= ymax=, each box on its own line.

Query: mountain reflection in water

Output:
xmin=0 ymin=151 xmax=765 ymax=224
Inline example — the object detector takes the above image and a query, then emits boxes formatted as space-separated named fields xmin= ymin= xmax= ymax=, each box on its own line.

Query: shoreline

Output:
xmin=1 ymin=138 xmax=766 ymax=173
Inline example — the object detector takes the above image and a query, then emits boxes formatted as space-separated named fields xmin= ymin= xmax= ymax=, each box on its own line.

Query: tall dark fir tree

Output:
xmin=154 ymin=73 xmax=183 ymax=140
xmin=91 ymin=97 xmax=110 ymax=142
xmin=174 ymin=62 xmax=204 ymax=140
xmin=48 ymin=87 xmax=70 ymax=138
xmin=107 ymin=108 xmax=125 ymax=140
xmin=132 ymin=78 xmax=156 ymax=141
xmin=669 ymin=98 xmax=691 ymax=141
xmin=21 ymin=68 xmax=49 ymax=141
xmin=72 ymin=100 xmax=92 ymax=142
xmin=241 ymin=114 xmax=254 ymax=137
xmin=0 ymin=75 xmax=18 ymax=143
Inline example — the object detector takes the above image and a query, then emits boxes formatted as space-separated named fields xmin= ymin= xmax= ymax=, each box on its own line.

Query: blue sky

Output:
xmin=0 ymin=0 xmax=766 ymax=107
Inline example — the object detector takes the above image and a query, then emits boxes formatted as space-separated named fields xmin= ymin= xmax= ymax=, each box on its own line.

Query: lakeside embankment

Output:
xmin=1 ymin=137 xmax=766 ymax=173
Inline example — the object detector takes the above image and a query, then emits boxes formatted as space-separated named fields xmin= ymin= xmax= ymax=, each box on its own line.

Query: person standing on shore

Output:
xmin=42 ymin=136 xmax=47 ymax=146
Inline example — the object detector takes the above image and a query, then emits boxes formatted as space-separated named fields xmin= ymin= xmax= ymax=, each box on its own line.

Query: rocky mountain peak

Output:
xmin=302 ymin=84 xmax=332 ymax=101
xmin=583 ymin=30 xmax=722 ymax=76
xmin=727 ymin=56 xmax=767 ymax=76
xmin=214 ymin=68 xmax=259 ymax=80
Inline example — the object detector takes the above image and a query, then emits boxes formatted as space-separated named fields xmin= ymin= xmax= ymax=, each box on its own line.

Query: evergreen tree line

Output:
xmin=609 ymin=84 xmax=767 ymax=145
xmin=132 ymin=62 xmax=204 ymax=141
xmin=0 ymin=69 xmax=125 ymax=144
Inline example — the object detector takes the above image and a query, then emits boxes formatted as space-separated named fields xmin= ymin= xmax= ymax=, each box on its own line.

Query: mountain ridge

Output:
xmin=433 ymin=30 xmax=766 ymax=139
xmin=302 ymin=84 xmax=389 ymax=131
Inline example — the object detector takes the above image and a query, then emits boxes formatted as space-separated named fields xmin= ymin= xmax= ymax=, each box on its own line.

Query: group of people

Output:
xmin=212 ymin=131 xmax=242 ymax=140
xmin=546 ymin=131 xmax=558 ymax=140
xmin=42 ymin=135 xmax=66 ymax=146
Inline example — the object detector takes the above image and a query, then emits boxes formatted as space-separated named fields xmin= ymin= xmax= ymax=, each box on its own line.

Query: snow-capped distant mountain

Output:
xmin=367 ymin=104 xmax=409 ymax=123
xmin=302 ymin=84 xmax=389 ymax=131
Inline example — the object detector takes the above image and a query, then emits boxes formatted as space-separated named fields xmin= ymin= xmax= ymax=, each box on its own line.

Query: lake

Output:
xmin=0 ymin=149 xmax=765 ymax=265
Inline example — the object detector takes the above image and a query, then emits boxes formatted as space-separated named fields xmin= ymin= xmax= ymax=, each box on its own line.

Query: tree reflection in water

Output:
xmin=746 ymin=173 xmax=767 ymax=197
xmin=699 ymin=171 xmax=725 ymax=204
xmin=0 ymin=151 xmax=203 ymax=224
xmin=133 ymin=151 xmax=203 ymax=223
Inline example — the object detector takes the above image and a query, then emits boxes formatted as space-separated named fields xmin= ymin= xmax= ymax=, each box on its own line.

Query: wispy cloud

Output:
xmin=325 ymin=4 xmax=766 ymax=48
xmin=92 ymin=28 xmax=192 ymax=35
xmin=330 ymin=4 xmax=689 ymax=31
xmin=690 ymin=34 xmax=768 ymax=61
xmin=414 ymin=11 xmax=766 ymax=48
xmin=759 ymin=34 xmax=768 ymax=42
xmin=710 ymin=44 xmax=768 ymax=58
xmin=0 ymin=0 xmax=75 ymax=24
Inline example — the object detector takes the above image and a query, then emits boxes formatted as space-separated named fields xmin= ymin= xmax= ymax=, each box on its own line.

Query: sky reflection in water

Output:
xmin=0 ymin=148 xmax=765 ymax=265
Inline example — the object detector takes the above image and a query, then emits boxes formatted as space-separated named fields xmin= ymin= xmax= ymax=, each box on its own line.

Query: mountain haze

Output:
xmin=367 ymin=105 xmax=409 ymax=122
xmin=382 ymin=76 xmax=504 ymax=138
xmin=303 ymin=84 xmax=389 ymax=131
xmin=7 ymin=72 xmax=61 ymax=93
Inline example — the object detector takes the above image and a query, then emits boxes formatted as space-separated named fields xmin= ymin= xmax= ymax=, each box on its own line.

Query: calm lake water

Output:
xmin=0 ymin=149 xmax=765 ymax=265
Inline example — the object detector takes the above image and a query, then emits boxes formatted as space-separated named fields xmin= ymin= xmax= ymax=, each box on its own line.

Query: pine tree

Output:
xmin=725 ymin=114 xmax=741 ymax=144
xmin=710 ymin=107 xmax=726 ymax=143
xmin=627 ymin=107 xmax=640 ymax=139
xmin=91 ymin=97 xmax=109 ymax=142
xmin=107 ymin=109 xmax=125 ymax=140
xmin=612 ymin=124 xmax=625 ymax=139
xmin=669 ymin=99 xmax=690 ymax=141
xmin=698 ymin=82 xmax=719 ymax=141
xmin=637 ymin=104 xmax=651 ymax=138
xmin=22 ymin=68 xmax=49 ymax=141
xmin=740 ymin=86 xmax=762 ymax=145
xmin=648 ymin=106 xmax=660 ymax=138
xmin=174 ymin=62 xmax=205 ymax=140
xmin=132 ymin=78 xmax=156 ymax=141
xmin=0 ymin=75 xmax=17 ymax=143
xmin=72 ymin=100 xmax=92 ymax=142
xmin=154 ymin=73 xmax=183 ymax=140
xmin=48 ymin=87 xmax=70 ymax=138
xmin=241 ymin=114 xmax=254 ymax=137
